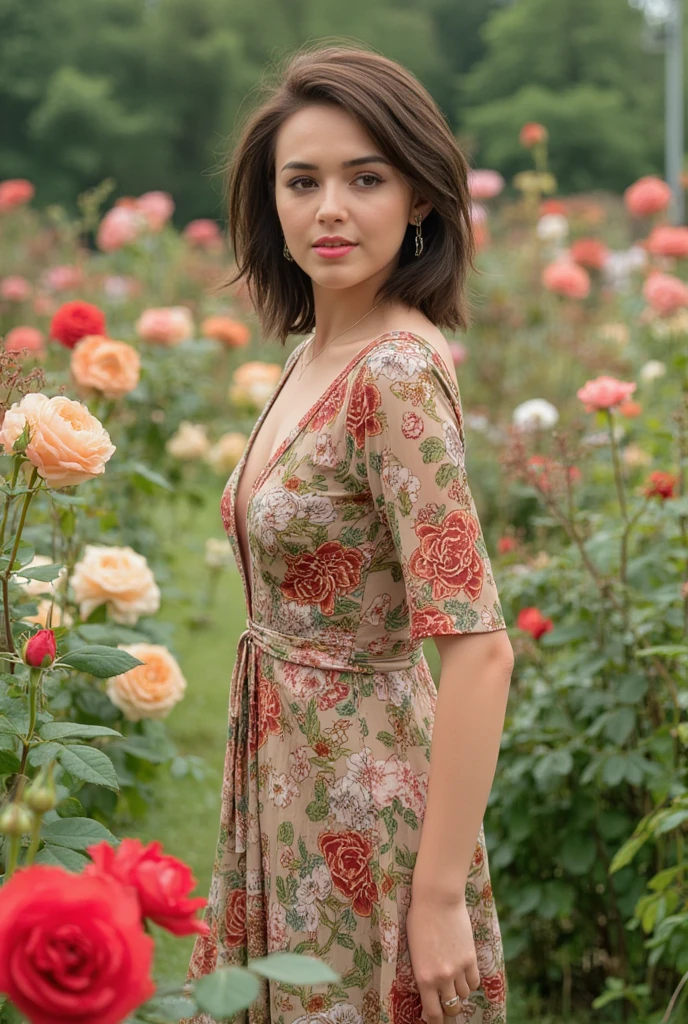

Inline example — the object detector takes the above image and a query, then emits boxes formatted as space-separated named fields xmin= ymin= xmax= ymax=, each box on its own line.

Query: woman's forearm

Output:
xmin=411 ymin=632 xmax=513 ymax=903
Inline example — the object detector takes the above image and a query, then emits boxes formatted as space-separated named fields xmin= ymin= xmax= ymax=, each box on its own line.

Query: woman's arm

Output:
xmin=411 ymin=629 xmax=514 ymax=902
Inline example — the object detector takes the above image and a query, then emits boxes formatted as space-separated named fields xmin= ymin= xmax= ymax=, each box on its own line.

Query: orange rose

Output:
xmin=106 ymin=643 xmax=187 ymax=721
xmin=71 ymin=544 xmax=160 ymax=624
xmin=71 ymin=334 xmax=141 ymax=399
xmin=0 ymin=392 xmax=115 ymax=489
xmin=201 ymin=316 xmax=250 ymax=347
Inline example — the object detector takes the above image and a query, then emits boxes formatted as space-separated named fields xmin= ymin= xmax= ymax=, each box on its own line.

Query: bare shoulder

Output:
xmin=393 ymin=320 xmax=460 ymax=389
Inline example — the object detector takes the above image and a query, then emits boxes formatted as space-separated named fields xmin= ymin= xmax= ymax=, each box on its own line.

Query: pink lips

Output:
xmin=313 ymin=243 xmax=357 ymax=259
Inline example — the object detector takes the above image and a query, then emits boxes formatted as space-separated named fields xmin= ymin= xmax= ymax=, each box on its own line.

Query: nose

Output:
xmin=316 ymin=180 xmax=349 ymax=224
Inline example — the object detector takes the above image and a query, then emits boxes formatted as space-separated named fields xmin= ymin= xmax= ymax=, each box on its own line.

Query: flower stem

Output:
xmin=607 ymin=409 xmax=627 ymax=523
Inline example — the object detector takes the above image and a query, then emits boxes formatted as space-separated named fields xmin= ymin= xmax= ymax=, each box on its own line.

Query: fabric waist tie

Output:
xmin=225 ymin=619 xmax=423 ymax=853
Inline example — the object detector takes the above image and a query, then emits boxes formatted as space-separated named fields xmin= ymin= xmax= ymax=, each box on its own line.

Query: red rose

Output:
xmin=519 ymin=122 xmax=547 ymax=148
xmin=317 ymin=830 xmax=380 ymax=916
xmin=497 ymin=536 xmax=517 ymax=555
xmin=0 ymin=864 xmax=154 ymax=1024
xmin=23 ymin=627 xmax=57 ymax=667
xmin=409 ymin=509 xmax=485 ymax=602
xmin=516 ymin=606 xmax=553 ymax=640
xmin=224 ymin=887 xmax=247 ymax=947
xmin=49 ymin=300 xmax=106 ymax=349
xmin=346 ymin=367 xmax=383 ymax=451
xmin=281 ymin=540 xmax=364 ymax=616
xmin=644 ymin=470 xmax=678 ymax=500
xmin=84 ymin=838 xmax=209 ymax=937
xmin=569 ymin=237 xmax=609 ymax=270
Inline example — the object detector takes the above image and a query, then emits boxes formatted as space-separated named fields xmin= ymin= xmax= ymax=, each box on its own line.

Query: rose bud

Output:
xmin=24 ymin=763 xmax=57 ymax=814
xmin=0 ymin=802 xmax=34 ymax=837
xmin=22 ymin=627 xmax=57 ymax=668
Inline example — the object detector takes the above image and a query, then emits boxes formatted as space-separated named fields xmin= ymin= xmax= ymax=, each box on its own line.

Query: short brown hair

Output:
xmin=225 ymin=42 xmax=475 ymax=345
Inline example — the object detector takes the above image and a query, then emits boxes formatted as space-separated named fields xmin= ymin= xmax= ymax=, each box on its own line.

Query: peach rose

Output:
xmin=22 ymin=598 xmax=72 ymax=629
xmin=71 ymin=544 xmax=160 ymax=625
xmin=135 ymin=307 xmax=194 ymax=346
xmin=106 ymin=643 xmax=187 ymax=721
xmin=183 ymin=219 xmax=222 ymax=249
xmin=467 ymin=170 xmax=505 ymax=201
xmin=1 ymin=276 xmax=31 ymax=302
xmin=97 ymin=206 xmax=145 ymax=252
xmin=0 ymin=393 xmax=115 ymax=488
xmin=41 ymin=265 xmax=84 ymax=292
xmin=200 ymin=316 xmax=250 ymax=347
xmin=0 ymin=179 xmax=35 ymax=211
xmin=4 ymin=326 xmax=45 ymax=356
xmin=570 ymin=237 xmax=609 ymax=270
xmin=229 ymin=361 xmax=282 ymax=410
xmin=205 ymin=432 xmax=248 ymax=474
xmin=541 ymin=261 xmax=590 ymax=299
xmin=16 ymin=554 xmax=68 ymax=599
xmin=71 ymin=335 xmax=141 ymax=399
xmin=136 ymin=191 xmax=174 ymax=231
xmin=576 ymin=376 xmax=637 ymax=412
xmin=166 ymin=421 xmax=210 ymax=460
xmin=624 ymin=176 xmax=672 ymax=218
xmin=643 ymin=272 xmax=688 ymax=316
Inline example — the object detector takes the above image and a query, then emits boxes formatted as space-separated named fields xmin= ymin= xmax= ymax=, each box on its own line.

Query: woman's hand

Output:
xmin=405 ymin=890 xmax=481 ymax=1024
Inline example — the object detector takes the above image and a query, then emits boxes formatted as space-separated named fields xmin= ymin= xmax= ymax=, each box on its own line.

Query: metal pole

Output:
xmin=665 ymin=0 xmax=685 ymax=224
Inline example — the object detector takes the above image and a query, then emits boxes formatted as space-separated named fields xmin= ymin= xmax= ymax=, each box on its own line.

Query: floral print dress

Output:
xmin=183 ymin=331 xmax=508 ymax=1024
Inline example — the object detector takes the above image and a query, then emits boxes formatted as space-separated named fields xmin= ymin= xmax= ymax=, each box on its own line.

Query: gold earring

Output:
xmin=283 ymin=240 xmax=294 ymax=262
xmin=414 ymin=214 xmax=424 ymax=258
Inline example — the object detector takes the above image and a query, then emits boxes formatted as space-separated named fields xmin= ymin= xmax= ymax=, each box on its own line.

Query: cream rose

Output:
xmin=205 ymin=537 xmax=233 ymax=570
xmin=71 ymin=544 xmax=160 ymax=625
xmin=0 ymin=392 xmax=115 ymax=488
xmin=106 ymin=643 xmax=187 ymax=721
xmin=166 ymin=421 xmax=210 ymax=460
xmin=16 ymin=554 xmax=68 ymax=599
xmin=228 ymin=361 xmax=282 ymax=411
xmin=71 ymin=335 xmax=141 ymax=399
xmin=205 ymin=432 xmax=247 ymax=474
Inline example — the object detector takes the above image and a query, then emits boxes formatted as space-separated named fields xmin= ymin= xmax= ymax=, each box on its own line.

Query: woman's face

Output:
xmin=274 ymin=103 xmax=423 ymax=291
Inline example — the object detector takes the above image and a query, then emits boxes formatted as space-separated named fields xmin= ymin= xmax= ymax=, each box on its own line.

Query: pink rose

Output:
xmin=0 ymin=179 xmax=35 ymax=211
xmin=542 ymin=261 xmax=591 ymax=299
xmin=624 ymin=176 xmax=672 ymax=218
xmin=97 ymin=205 xmax=145 ymax=252
xmin=645 ymin=226 xmax=688 ymax=260
xmin=135 ymin=306 xmax=194 ymax=346
xmin=448 ymin=340 xmax=468 ymax=365
xmin=41 ymin=264 xmax=83 ymax=292
xmin=136 ymin=190 xmax=175 ymax=231
xmin=4 ymin=326 xmax=45 ymax=356
xmin=576 ymin=375 xmax=637 ymax=412
xmin=643 ymin=271 xmax=688 ymax=316
xmin=1 ymin=276 xmax=31 ymax=302
xmin=183 ymin=218 xmax=223 ymax=249
xmin=468 ymin=170 xmax=505 ymax=201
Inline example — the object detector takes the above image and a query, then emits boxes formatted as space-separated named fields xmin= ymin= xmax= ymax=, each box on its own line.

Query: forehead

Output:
xmin=275 ymin=104 xmax=379 ymax=164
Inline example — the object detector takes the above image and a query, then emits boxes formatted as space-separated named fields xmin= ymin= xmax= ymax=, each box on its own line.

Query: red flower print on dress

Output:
xmin=281 ymin=540 xmax=364 ymax=616
xmin=410 ymin=605 xmax=456 ymax=641
xmin=389 ymin=976 xmax=424 ymax=1024
xmin=309 ymin=377 xmax=348 ymax=432
xmin=482 ymin=973 xmax=506 ymax=1004
xmin=317 ymin=830 xmax=380 ymax=916
xmin=188 ymin=929 xmax=218 ymax=976
xmin=224 ymin=887 xmax=247 ymax=947
xmin=346 ymin=368 xmax=384 ymax=451
xmin=255 ymin=674 xmax=283 ymax=750
xmin=409 ymin=508 xmax=484 ymax=602
xmin=401 ymin=411 xmax=424 ymax=439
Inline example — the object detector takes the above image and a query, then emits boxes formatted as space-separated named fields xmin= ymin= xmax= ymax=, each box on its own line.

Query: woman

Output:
xmin=184 ymin=42 xmax=514 ymax=1024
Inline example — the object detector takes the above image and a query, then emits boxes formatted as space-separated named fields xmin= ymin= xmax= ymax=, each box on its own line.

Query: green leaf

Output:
xmin=40 ymin=816 xmax=116 ymax=851
xmin=248 ymin=951 xmax=340 ymax=984
xmin=560 ymin=834 xmax=597 ymax=875
xmin=15 ymin=564 xmax=64 ymax=583
xmin=58 ymin=645 xmax=144 ymax=678
xmin=193 ymin=966 xmax=260 ymax=1018
xmin=609 ymin=832 xmax=651 ymax=873
xmin=56 ymin=744 xmax=119 ymax=790
xmin=33 ymin=844 xmax=90 ymax=872
xmin=129 ymin=461 xmax=174 ymax=492
xmin=0 ymin=748 xmax=21 ymax=774
xmin=39 ymin=722 xmax=123 ymax=741
xmin=27 ymin=741 xmax=63 ymax=767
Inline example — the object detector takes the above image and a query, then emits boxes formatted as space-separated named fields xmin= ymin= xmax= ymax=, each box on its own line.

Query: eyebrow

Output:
xmin=280 ymin=155 xmax=392 ymax=172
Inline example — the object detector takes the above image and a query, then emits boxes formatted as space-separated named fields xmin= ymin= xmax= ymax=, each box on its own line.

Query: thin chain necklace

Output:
xmin=296 ymin=300 xmax=385 ymax=381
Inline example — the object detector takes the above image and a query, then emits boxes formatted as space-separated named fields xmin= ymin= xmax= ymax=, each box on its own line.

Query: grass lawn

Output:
xmin=122 ymin=484 xmax=592 ymax=1023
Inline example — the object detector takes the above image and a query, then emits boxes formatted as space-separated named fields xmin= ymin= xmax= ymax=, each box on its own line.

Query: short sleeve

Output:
xmin=351 ymin=340 xmax=506 ymax=643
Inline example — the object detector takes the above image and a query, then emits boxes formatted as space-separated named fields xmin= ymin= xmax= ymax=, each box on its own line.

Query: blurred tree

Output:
xmin=458 ymin=0 xmax=680 ymax=193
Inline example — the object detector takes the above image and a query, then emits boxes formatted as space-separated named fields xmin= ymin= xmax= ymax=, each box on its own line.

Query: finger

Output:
xmin=465 ymin=964 xmax=481 ymax=993
xmin=452 ymin=974 xmax=472 ymax=1001
xmin=438 ymin=984 xmax=463 ymax=1018
xmin=418 ymin=982 xmax=446 ymax=1024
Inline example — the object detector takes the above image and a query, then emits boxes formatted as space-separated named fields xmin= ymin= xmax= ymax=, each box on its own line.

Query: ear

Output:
xmin=409 ymin=199 xmax=433 ymax=226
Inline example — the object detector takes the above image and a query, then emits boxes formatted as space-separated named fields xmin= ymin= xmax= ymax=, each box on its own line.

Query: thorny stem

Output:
xmin=1 ymin=466 xmax=40 ymax=671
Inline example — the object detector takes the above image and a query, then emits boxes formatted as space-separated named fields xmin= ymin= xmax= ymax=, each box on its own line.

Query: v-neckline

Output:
xmin=229 ymin=329 xmax=453 ymax=618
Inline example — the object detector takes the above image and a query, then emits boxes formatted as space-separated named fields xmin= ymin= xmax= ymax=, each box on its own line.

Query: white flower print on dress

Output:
xmin=312 ymin=433 xmax=341 ymax=467
xmin=268 ymin=900 xmax=288 ymax=951
xmin=362 ymin=594 xmax=391 ymax=626
xmin=296 ymin=492 xmax=338 ymax=524
xmin=443 ymin=419 xmax=465 ymax=469
xmin=367 ymin=346 xmax=429 ymax=381
xmin=275 ymin=600 xmax=314 ymax=635
xmin=295 ymin=864 xmax=333 ymax=931
xmin=379 ymin=911 xmax=400 ymax=963
xmin=380 ymin=456 xmax=421 ymax=506
xmin=373 ymin=670 xmax=412 ymax=708
xmin=328 ymin=776 xmax=377 ymax=830
xmin=292 ymin=1002 xmax=364 ymax=1024
xmin=288 ymin=745 xmax=312 ymax=783
xmin=268 ymin=770 xmax=299 ymax=807
xmin=246 ymin=868 xmax=262 ymax=895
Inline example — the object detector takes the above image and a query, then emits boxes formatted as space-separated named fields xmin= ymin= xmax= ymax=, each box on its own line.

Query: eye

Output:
xmin=354 ymin=173 xmax=382 ymax=187
xmin=285 ymin=173 xmax=383 ymax=191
